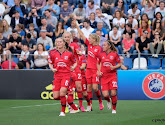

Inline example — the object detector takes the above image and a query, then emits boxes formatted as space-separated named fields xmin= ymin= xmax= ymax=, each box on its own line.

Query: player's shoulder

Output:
xmin=49 ymin=48 xmax=57 ymax=56
xmin=110 ymin=51 xmax=119 ymax=56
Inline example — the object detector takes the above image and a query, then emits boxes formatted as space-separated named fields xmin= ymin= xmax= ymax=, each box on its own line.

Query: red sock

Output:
xmin=60 ymin=96 xmax=66 ymax=113
xmin=67 ymin=94 xmax=78 ymax=110
xmin=54 ymin=96 xmax=60 ymax=100
xmin=87 ymin=91 xmax=93 ymax=104
xmin=77 ymin=90 xmax=83 ymax=107
xmin=84 ymin=94 xmax=90 ymax=106
xmin=95 ymin=90 xmax=102 ymax=103
xmin=104 ymin=96 xmax=110 ymax=102
xmin=111 ymin=95 xmax=117 ymax=110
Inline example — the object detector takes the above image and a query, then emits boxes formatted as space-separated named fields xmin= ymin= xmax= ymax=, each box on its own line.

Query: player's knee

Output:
xmin=103 ymin=94 xmax=109 ymax=98
xmin=93 ymin=87 xmax=98 ymax=92
xmin=87 ymin=86 xmax=92 ymax=91
xmin=54 ymin=96 xmax=60 ymax=100
xmin=111 ymin=92 xmax=117 ymax=97
xmin=77 ymin=86 xmax=82 ymax=91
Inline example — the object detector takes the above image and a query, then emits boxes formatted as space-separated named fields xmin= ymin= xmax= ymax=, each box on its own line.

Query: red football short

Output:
xmin=81 ymin=76 xmax=87 ymax=91
xmin=53 ymin=74 xmax=70 ymax=91
xmin=101 ymin=73 xmax=118 ymax=91
xmin=86 ymin=69 xmax=100 ymax=84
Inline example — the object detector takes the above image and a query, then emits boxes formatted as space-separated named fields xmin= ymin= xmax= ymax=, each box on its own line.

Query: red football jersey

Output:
xmin=48 ymin=48 xmax=57 ymax=64
xmin=98 ymin=51 xmax=121 ymax=74
xmin=69 ymin=42 xmax=81 ymax=61
xmin=75 ymin=54 xmax=86 ymax=75
xmin=48 ymin=50 xmax=75 ymax=73
xmin=85 ymin=38 xmax=102 ymax=69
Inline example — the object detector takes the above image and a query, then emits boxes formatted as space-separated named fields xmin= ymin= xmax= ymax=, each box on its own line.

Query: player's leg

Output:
xmin=53 ymin=91 xmax=60 ymax=100
xmin=102 ymin=90 xmax=111 ymax=110
xmin=75 ymin=73 xmax=85 ymax=112
xmin=53 ymin=78 xmax=61 ymax=100
xmin=82 ymin=77 xmax=91 ymax=107
xmin=59 ymin=87 xmax=68 ymax=116
xmin=92 ymin=83 xmax=104 ymax=110
xmin=63 ymin=78 xmax=79 ymax=113
xmin=110 ymin=77 xmax=118 ymax=114
xmin=111 ymin=89 xmax=117 ymax=114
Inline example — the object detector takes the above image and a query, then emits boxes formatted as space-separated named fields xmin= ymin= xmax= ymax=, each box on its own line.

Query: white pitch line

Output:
xmin=11 ymin=101 xmax=78 ymax=109
xmin=11 ymin=103 xmax=61 ymax=108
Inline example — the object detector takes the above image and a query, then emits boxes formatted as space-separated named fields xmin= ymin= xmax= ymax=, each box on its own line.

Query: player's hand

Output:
xmin=97 ymin=71 xmax=103 ymax=77
xmin=71 ymin=66 xmax=75 ymax=71
xmin=76 ymin=49 xmax=82 ymax=55
xmin=110 ymin=65 xmax=115 ymax=70
xmin=52 ymin=68 xmax=57 ymax=73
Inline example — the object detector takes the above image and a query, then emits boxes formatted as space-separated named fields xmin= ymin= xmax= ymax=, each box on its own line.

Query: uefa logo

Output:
xmin=142 ymin=73 xmax=165 ymax=99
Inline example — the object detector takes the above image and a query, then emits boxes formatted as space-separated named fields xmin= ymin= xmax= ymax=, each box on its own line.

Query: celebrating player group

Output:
xmin=48 ymin=20 xmax=121 ymax=116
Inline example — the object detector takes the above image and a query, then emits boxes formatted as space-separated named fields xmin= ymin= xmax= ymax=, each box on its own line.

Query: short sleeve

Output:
xmin=70 ymin=53 xmax=76 ymax=64
xmin=34 ymin=51 xmax=38 ymax=55
xmin=81 ymin=55 xmax=87 ymax=63
xmin=136 ymin=37 xmax=140 ymax=43
xmin=115 ymin=53 xmax=121 ymax=64
xmin=44 ymin=51 xmax=49 ymax=56
xmin=84 ymin=38 xmax=89 ymax=46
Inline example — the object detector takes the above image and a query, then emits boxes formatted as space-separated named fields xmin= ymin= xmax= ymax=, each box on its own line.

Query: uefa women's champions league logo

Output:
xmin=142 ymin=73 xmax=165 ymax=99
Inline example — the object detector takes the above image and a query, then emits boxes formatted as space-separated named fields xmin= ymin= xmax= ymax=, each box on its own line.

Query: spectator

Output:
xmin=15 ymin=61 xmax=24 ymax=69
xmin=34 ymin=43 xmax=48 ymax=69
xmin=9 ymin=0 xmax=27 ymax=18
xmin=0 ymin=44 xmax=7 ymax=64
xmin=55 ymin=21 xmax=66 ymax=38
xmin=81 ymin=19 xmax=94 ymax=39
xmin=113 ymin=10 xmax=125 ymax=34
xmin=152 ymin=12 xmax=165 ymax=28
xmin=119 ymin=56 xmax=128 ymax=70
xmin=92 ymin=21 xmax=108 ymax=39
xmin=25 ymin=23 xmax=37 ymax=40
xmin=89 ymin=12 xmax=97 ymax=29
xmin=118 ymin=32 xmax=135 ymax=57
xmin=73 ymin=3 xmax=86 ymax=23
xmin=152 ymin=19 xmax=164 ymax=40
xmin=141 ymin=0 xmax=155 ymax=20
xmin=44 ymin=9 xmax=58 ymax=29
xmin=123 ymin=23 xmax=136 ymax=40
xmin=95 ymin=8 xmax=111 ymax=32
xmin=67 ymin=20 xmax=78 ymax=37
xmin=60 ymin=0 xmax=73 ymax=26
xmin=149 ymin=32 xmax=163 ymax=57
xmin=133 ymin=30 xmax=150 ymax=58
xmin=101 ymin=0 xmax=115 ymax=14
xmin=155 ymin=1 xmax=165 ymax=18
xmin=10 ymin=11 xmax=25 ymax=29
xmin=128 ymin=3 xmax=140 ymax=20
xmin=8 ymin=30 xmax=22 ymax=53
xmin=138 ymin=20 xmax=151 ymax=38
xmin=31 ymin=0 xmax=46 ymax=16
xmin=96 ymin=29 xmax=107 ymax=47
xmin=19 ymin=44 xmax=31 ymax=69
xmin=0 ymin=19 xmax=12 ymax=39
xmin=109 ymin=25 xmax=122 ymax=50
xmin=15 ymin=23 xmax=25 ymax=40
xmin=21 ymin=33 xmax=37 ymax=53
xmin=1 ymin=55 xmax=16 ymax=69
xmin=86 ymin=0 xmax=100 ymax=7
xmin=61 ymin=0 xmax=77 ymax=9
xmin=112 ymin=0 xmax=128 ymax=18
xmin=39 ymin=17 xmax=53 ymax=38
xmin=85 ymin=0 xmax=100 ymax=19
xmin=0 ymin=28 xmax=9 ymax=51
xmin=2 ymin=0 xmax=15 ymax=15
xmin=70 ymin=30 xmax=80 ymax=43
xmin=156 ymin=0 xmax=165 ymax=6
xmin=139 ymin=13 xmax=151 ymax=29
xmin=126 ymin=15 xmax=138 ymax=31
xmin=37 ymin=29 xmax=53 ymax=51
xmin=42 ymin=0 xmax=60 ymax=19
xmin=26 ymin=7 xmax=42 ymax=29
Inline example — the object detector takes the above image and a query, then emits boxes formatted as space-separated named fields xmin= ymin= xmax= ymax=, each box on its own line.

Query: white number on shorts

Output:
xmin=83 ymin=84 xmax=86 ymax=89
xmin=65 ymin=80 xmax=69 ymax=86
xmin=78 ymin=74 xmax=82 ymax=79
xmin=96 ymin=76 xmax=99 ymax=82
xmin=112 ymin=81 xmax=117 ymax=87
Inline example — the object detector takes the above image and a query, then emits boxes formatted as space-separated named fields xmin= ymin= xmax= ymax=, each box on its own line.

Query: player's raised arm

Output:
xmin=75 ymin=20 xmax=87 ymax=43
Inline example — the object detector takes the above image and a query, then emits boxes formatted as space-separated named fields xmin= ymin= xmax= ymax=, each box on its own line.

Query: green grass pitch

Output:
xmin=0 ymin=100 xmax=165 ymax=125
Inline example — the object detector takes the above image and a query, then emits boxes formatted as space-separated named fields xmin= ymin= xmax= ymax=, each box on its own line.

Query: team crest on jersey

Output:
xmin=142 ymin=73 xmax=165 ymax=99
xmin=64 ymin=56 xmax=68 ymax=60
xmin=94 ymin=49 xmax=98 ymax=52
xmin=110 ymin=56 xmax=114 ymax=60
xmin=56 ymin=57 xmax=58 ymax=60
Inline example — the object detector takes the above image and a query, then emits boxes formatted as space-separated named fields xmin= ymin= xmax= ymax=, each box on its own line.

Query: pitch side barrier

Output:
xmin=0 ymin=70 xmax=164 ymax=100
